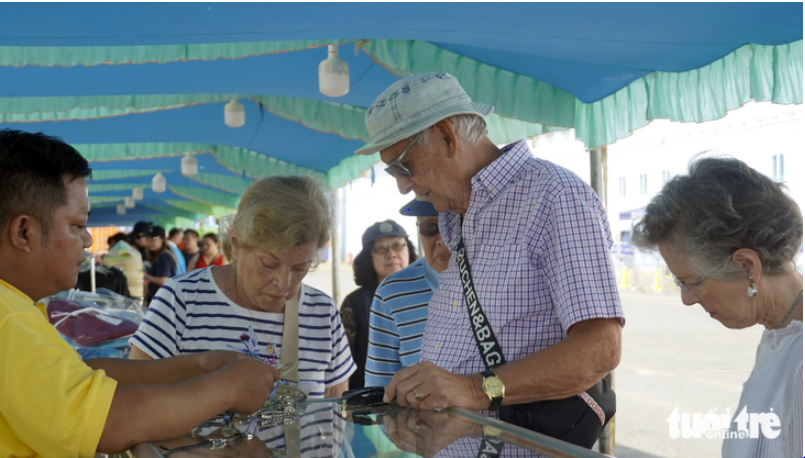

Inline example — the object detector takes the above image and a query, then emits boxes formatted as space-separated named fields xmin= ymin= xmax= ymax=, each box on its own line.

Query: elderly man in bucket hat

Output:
xmin=356 ymin=73 xmax=624 ymax=421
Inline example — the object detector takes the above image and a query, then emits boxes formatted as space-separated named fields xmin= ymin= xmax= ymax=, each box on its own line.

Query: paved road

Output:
xmin=308 ymin=263 xmax=766 ymax=458
xmin=613 ymin=292 xmax=763 ymax=458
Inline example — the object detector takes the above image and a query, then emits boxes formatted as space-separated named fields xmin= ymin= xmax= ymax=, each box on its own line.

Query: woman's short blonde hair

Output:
xmin=221 ymin=176 xmax=331 ymax=261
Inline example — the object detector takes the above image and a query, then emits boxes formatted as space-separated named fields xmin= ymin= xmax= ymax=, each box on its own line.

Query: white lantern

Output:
xmin=116 ymin=204 xmax=126 ymax=215
xmin=152 ymin=172 xmax=167 ymax=193
xmin=132 ymin=187 xmax=144 ymax=201
xmin=318 ymin=45 xmax=349 ymax=97
xmin=181 ymin=152 xmax=198 ymax=176
xmin=224 ymin=100 xmax=245 ymax=128
xmin=124 ymin=196 xmax=135 ymax=208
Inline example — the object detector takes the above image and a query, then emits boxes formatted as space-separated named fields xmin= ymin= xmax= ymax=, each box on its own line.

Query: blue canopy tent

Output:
xmin=0 ymin=2 xmax=801 ymax=228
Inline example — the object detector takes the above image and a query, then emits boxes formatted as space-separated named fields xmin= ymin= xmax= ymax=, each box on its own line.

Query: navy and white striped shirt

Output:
xmin=130 ymin=268 xmax=356 ymax=398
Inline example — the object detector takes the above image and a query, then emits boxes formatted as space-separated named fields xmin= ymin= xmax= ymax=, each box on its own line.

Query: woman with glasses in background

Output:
xmin=631 ymin=157 xmax=802 ymax=458
xmin=341 ymin=219 xmax=417 ymax=389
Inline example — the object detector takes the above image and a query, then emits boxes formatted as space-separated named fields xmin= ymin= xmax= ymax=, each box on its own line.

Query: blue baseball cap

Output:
xmin=399 ymin=198 xmax=438 ymax=217
xmin=362 ymin=220 xmax=409 ymax=250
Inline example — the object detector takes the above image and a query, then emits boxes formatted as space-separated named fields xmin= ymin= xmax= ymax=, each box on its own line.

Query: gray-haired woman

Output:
xmin=631 ymin=157 xmax=802 ymax=458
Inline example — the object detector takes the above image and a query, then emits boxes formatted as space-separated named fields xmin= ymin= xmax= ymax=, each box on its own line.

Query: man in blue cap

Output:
xmin=355 ymin=73 xmax=624 ymax=429
xmin=364 ymin=197 xmax=450 ymax=387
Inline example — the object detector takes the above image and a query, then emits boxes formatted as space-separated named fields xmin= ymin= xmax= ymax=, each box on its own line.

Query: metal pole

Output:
xmin=590 ymin=145 xmax=615 ymax=456
xmin=90 ymin=255 xmax=96 ymax=293
xmin=330 ymin=189 xmax=340 ymax=304
xmin=589 ymin=146 xmax=605 ymax=202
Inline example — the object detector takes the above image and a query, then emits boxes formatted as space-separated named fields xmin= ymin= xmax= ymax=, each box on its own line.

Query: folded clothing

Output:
xmin=47 ymin=300 xmax=139 ymax=347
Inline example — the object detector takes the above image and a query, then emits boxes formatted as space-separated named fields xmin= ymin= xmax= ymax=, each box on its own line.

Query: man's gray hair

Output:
xmin=413 ymin=114 xmax=488 ymax=148
xmin=631 ymin=156 xmax=802 ymax=278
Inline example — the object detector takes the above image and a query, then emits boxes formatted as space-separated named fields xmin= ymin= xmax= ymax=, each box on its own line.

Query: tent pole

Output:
xmin=589 ymin=146 xmax=606 ymax=203
xmin=590 ymin=145 xmax=616 ymax=456
xmin=330 ymin=189 xmax=340 ymax=305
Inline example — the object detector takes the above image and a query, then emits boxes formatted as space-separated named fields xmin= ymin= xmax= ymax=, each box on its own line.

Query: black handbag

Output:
xmin=455 ymin=216 xmax=615 ymax=449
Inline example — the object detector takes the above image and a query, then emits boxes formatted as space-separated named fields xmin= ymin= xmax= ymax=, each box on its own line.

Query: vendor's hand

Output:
xmin=196 ymin=349 xmax=252 ymax=375
xmin=383 ymin=409 xmax=480 ymax=458
xmin=384 ymin=361 xmax=487 ymax=410
xmin=217 ymin=359 xmax=279 ymax=414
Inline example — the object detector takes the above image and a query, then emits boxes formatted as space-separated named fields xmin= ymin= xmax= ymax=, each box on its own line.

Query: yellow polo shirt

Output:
xmin=0 ymin=279 xmax=117 ymax=458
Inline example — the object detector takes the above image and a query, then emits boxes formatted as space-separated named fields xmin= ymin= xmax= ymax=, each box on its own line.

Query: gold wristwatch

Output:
xmin=480 ymin=369 xmax=505 ymax=410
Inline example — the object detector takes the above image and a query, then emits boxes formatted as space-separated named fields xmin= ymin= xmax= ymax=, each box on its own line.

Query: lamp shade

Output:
xmin=224 ymin=99 xmax=245 ymax=128
xmin=318 ymin=45 xmax=349 ymax=97
xmin=132 ymin=187 xmax=144 ymax=201
xmin=181 ymin=152 xmax=198 ymax=176
xmin=152 ymin=172 xmax=167 ymax=193
xmin=124 ymin=196 xmax=135 ymax=208
xmin=116 ymin=204 xmax=126 ymax=215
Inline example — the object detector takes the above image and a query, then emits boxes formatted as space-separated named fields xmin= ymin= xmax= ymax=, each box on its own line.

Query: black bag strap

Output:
xmin=457 ymin=216 xmax=509 ymax=458
xmin=456 ymin=215 xmax=505 ymax=370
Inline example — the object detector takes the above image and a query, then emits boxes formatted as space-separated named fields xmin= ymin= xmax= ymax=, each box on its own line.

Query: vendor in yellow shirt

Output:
xmin=0 ymin=129 xmax=280 ymax=457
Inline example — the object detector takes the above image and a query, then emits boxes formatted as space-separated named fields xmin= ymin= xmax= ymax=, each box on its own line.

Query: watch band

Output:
xmin=481 ymin=369 xmax=504 ymax=410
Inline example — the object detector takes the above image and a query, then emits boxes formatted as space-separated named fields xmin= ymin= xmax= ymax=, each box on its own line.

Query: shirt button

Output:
xmin=434 ymin=343 xmax=440 ymax=350
xmin=452 ymin=300 xmax=459 ymax=307
xmin=491 ymin=188 xmax=498 ymax=194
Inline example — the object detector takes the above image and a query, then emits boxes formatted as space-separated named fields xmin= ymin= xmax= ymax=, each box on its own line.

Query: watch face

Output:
xmin=483 ymin=377 xmax=505 ymax=397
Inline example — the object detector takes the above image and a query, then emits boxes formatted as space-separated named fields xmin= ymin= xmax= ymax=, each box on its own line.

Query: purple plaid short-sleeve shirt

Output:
xmin=421 ymin=140 xmax=624 ymax=375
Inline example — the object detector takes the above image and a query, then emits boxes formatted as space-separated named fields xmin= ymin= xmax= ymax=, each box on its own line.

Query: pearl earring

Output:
xmin=747 ymin=275 xmax=757 ymax=298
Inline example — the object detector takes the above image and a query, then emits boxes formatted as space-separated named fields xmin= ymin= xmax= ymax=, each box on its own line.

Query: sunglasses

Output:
xmin=133 ymin=233 xmax=146 ymax=240
xmin=384 ymin=130 xmax=425 ymax=178
xmin=416 ymin=221 xmax=440 ymax=238
xmin=371 ymin=242 xmax=408 ymax=256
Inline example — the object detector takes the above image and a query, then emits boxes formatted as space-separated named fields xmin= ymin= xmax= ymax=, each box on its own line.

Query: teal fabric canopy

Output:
xmin=0 ymin=3 xmax=800 ymax=227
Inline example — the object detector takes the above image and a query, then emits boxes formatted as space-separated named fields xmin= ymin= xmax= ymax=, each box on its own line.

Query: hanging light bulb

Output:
xmin=124 ymin=196 xmax=135 ymax=208
xmin=132 ymin=187 xmax=144 ymax=201
xmin=224 ymin=100 xmax=245 ymax=128
xmin=152 ymin=172 xmax=167 ymax=193
xmin=318 ymin=45 xmax=349 ymax=97
xmin=116 ymin=204 xmax=126 ymax=215
xmin=181 ymin=152 xmax=199 ymax=176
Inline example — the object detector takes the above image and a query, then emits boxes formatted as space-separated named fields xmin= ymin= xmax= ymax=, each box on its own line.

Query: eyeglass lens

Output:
xmin=372 ymin=242 xmax=407 ymax=255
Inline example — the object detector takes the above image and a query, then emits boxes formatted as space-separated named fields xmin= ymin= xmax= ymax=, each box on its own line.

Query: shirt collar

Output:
xmin=0 ymin=278 xmax=34 ymax=304
xmin=439 ymin=140 xmax=531 ymax=250
xmin=422 ymin=257 xmax=440 ymax=291
xmin=470 ymin=140 xmax=531 ymax=195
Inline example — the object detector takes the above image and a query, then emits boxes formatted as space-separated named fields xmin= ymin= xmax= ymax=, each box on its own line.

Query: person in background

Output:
xmin=183 ymin=228 xmax=200 ymax=270
xmin=166 ymin=228 xmax=187 ymax=275
xmin=194 ymin=233 xmax=226 ymax=270
xmin=106 ymin=232 xmax=128 ymax=250
xmin=0 ymin=128 xmax=277 ymax=456
xmin=143 ymin=225 xmax=178 ymax=306
xmin=631 ymin=157 xmax=802 ymax=458
xmin=128 ymin=220 xmax=152 ymax=260
xmin=365 ymin=198 xmax=451 ymax=387
xmin=341 ymin=220 xmax=417 ymax=389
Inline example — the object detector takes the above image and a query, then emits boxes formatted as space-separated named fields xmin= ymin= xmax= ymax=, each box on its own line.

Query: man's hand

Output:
xmin=383 ymin=361 xmax=487 ymax=410
xmin=215 ymin=359 xmax=280 ymax=414
xmin=196 ymin=350 xmax=252 ymax=376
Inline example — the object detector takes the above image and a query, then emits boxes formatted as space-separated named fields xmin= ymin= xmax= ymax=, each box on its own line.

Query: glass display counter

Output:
xmin=131 ymin=400 xmax=611 ymax=458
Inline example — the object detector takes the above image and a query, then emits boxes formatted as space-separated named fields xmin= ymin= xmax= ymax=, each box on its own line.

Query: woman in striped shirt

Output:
xmin=130 ymin=176 xmax=356 ymax=401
